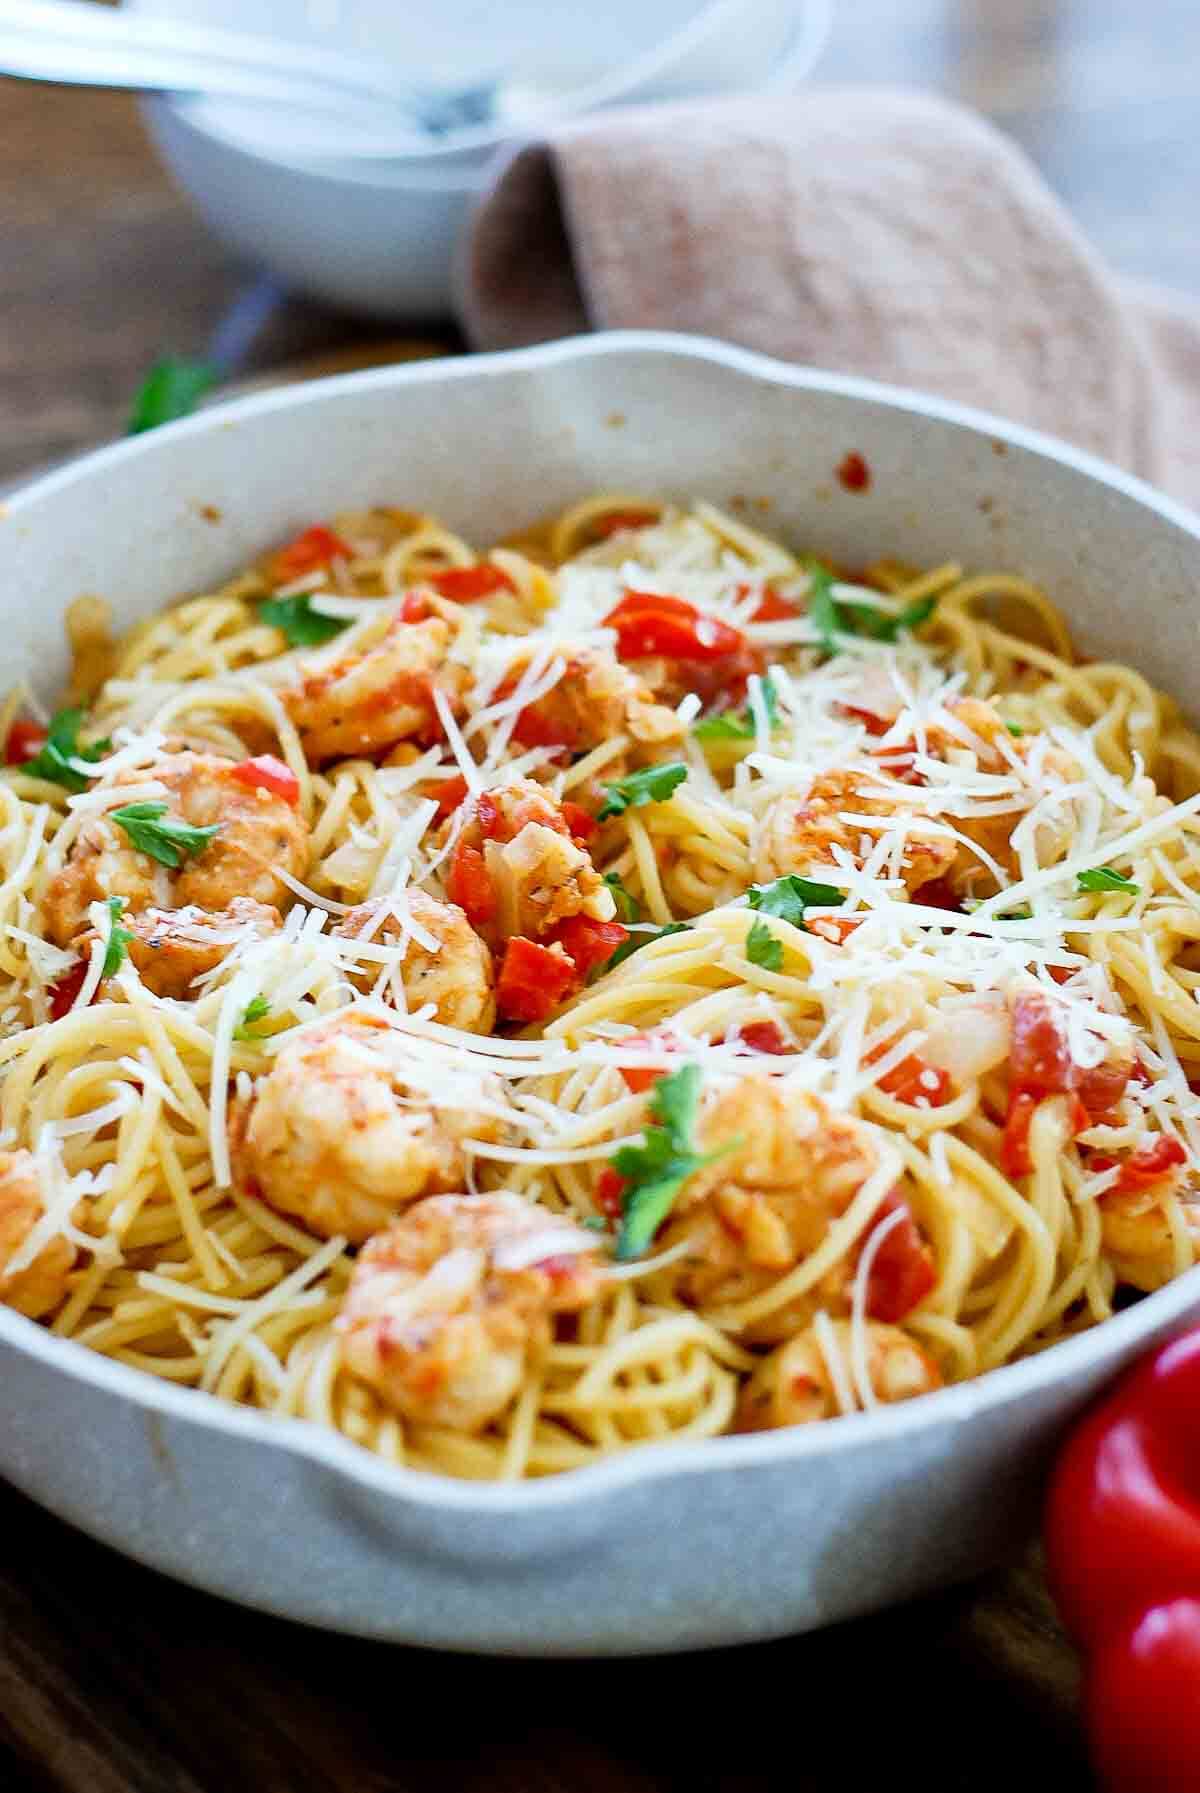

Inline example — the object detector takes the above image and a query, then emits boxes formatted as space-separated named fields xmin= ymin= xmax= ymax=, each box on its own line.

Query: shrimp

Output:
xmin=502 ymin=645 xmax=683 ymax=754
xmin=78 ymin=897 xmax=281 ymax=999
xmin=0 ymin=1150 xmax=75 ymax=1320
xmin=1099 ymin=1159 xmax=1200 ymax=1292
xmin=283 ymin=613 xmax=470 ymax=764
xmin=228 ymin=1017 xmax=504 ymax=1243
xmin=662 ymin=1080 xmax=882 ymax=1343
xmin=448 ymin=779 xmax=614 ymax=948
xmin=334 ymin=891 xmax=494 ymax=1033
xmin=44 ymin=751 xmax=309 ymax=945
xmin=338 ymin=1191 xmax=602 ymax=1432
xmin=755 ymin=768 xmax=957 ymax=897
xmin=736 ymin=1320 xmax=942 ymax=1431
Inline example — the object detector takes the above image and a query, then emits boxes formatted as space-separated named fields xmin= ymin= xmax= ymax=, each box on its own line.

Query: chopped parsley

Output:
xmin=806 ymin=562 xmax=936 ymax=655
xmin=234 ymin=994 xmax=271 ymax=1041
xmin=101 ymin=897 xmax=134 ymax=979
xmin=259 ymin=592 xmax=350 ymax=648
xmin=1005 ymin=722 xmax=1025 ymax=737
xmin=1077 ymin=866 xmax=1140 ymax=895
xmin=22 ymin=708 xmax=110 ymax=793
xmin=110 ymin=802 xmax=219 ymax=870
xmin=597 ymin=762 xmax=688 ymax=821
xmin=603 ymin=871 xmax=641 ymax=923
xmin=127 ymin=357 xmax=215 ymax=434
xmin=745 ymin=918 xmax=783 ymax=971
xmin=747 ymin=873 xmax=845 ymax=930
xmin=603 ymin=921 xmax=689 ymax=973
xmin=693 ymin=674 xmax=779 ymax=743
xmin=612 ymin=1064 xmax=732 ymax=1261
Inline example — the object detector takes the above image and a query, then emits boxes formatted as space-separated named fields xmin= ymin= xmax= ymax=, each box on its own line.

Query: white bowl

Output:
xmin=129 ymin=0 xmax=830 ymax=317
xmin=4 ymin=333 xmax=1200 ymax=1654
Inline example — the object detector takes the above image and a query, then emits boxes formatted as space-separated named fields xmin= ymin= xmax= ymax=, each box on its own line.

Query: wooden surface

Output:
xmin=5 ymin=0 xmax=1200 ymax=1785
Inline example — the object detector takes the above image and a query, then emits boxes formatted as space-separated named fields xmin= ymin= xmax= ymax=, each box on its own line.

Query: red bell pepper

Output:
xmin=428 ymin=564 xmax=515 ymax=603
xmin=861 ymin=1190 xmax=937 ymax=1322
xmin=229 ymin=754 xmax=300 ymax=806
xmin=428 ymin=773 xmax=469 ymax=822
xmin=560 ymin=801 xmax=596 ymax=844
xmin=550 ymin=915 xmax=629 ymax=979
xmin=589 ymin=509 xmax=658 ymax=541
xmin=495 ymin=937 xmax=577 ymax=1023
xmin=446 ymin=841 xmax=495 ymax=927
xmin=48 ymin=961 xmax=88 ymax=1019
xmin=602 ymin=591 xmax=745 ymax=663
xmin=1045 ymin=1328 xmax=1200 ymax=1792
xmin=270 ymin=524 xmax=351 ymax=583
xmin=5 ymin=718 xmax=48 ymax=765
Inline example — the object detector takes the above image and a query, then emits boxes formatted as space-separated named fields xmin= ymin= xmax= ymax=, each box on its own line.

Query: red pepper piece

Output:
xmin=551 ymin=915 xmax=629 ymax=978
xmin=602 ymin=591 xmax=744 ymax=663
xmin=446 ymin=841 xmax=495 ymax=927
xmin=229 ymin=754 xmax=300 ymax=806
xmin=560 ymin=801 xmax=596 ymax=844
xmin=596 ymin=1166 xmax=626 ymax=1217
xmin=6 ymin=718 xmax=47 ymax=764
xmin=270 ymin=525 xmax=351 ymax=583
xmin=616 ymin=1030 xmax=675 ymax=1092
xmin=495 ymin=937 xmax=577 ymax=1023
xmin=863 ymin=1190 xmax=937 ymax=1322
xmin=836 ymin=451 xmax=871 ymax=492
xmin=734 ymin=1021 xmax=790 ymax=1056
xmin=428 ymin=774 xmax=469 ymax=822
xmin=428 ymin=565 xmax=516 ymax=602
xmin=1045 ymin=1329 xmax=1200 ymax=1791
xmin=48 ymin=961 xmax=88 ymax=1019
xmin=400 ymin=592 xmax=430 ymax=623
xmin=836 ymin=702 xmax=892 ymax=737
xmin=590 ymin=509 xmax=658 ymax=541
xmin=875 ymin=1052 xmax=954 ymax=1109
xmin=743 ymin=583 xmax=798 ymax=622
xmin=1102 ymin=1136 xmax=1188 ymax=1194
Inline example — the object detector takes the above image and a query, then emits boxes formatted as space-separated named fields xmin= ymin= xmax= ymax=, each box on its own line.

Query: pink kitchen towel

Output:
xmin=456 ymin=87 xmax=1200 ymax=510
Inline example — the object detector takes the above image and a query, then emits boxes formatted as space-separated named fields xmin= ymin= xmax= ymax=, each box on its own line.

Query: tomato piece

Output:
xmin=748 ymin=585 xmax=798 ymax=623
xmin=229 ymin=754 xmax=300 ymax=806
xmin=735 ymin=1020 xmax=790 ymax=1055
xmin=615 ymin=1029 xmax=674 ymax=1092
xmin=1075 ymin=1053 xmax=1133 ymax=1118
xmin=400 ymin=592 xmax=431 ymax=623
xmin=1009 ymin=991 xmax=1072 ymax=1097
xmin=590 ymin=510 xmax=658 ymax=541
xmin=875 ymin=1052 xmax=954 ymax=1108
xmin=913 ymin=877 xmax=963 ymax=914
xmin=551 ymin=915 xmax=629 ymax=978
xmin=865 ymin=1191 xmax=937 ymax=1322
xmin=446 ymin=841 xmax=495 ymax=927
xmin=1108 ymin=1136 xmax=1188 ymax=1193
xmin=836 ymin=451 xmax=871 ymax=492
xmin=871 ymin=739 xmax=925 ymax=785
xmin=428 ymin=565 xmax=516 ymax=603
xmin=509 ymin=705 xmax=576 ymax=753
xmin=560 ymin=801 xmax=596 ymax=843
xmin=270 ymin=525 xmax=351 ymax=583
xmin=596 ymin=1166 xmax=626 ymax=1217
xmin=428 ymin=774 xmax=469 ymax=822
xmin=807 ymin=915 xmax=862 ymax=946
xmin=602 ymin=592 xmax=744 ymax=663
xmin=496 ymin=937 xmax=578 ymax=1023
xmin=836 ymin=702 xmax=891 ymax=737
xmin=475 ymin=793 xmax=501 ymax=839
xmin=48 ymin=962 xmax=88 ymax=1020
xmin=1002 ymin=1089 xmax=1040 ymax=1179
xmin=5 ymin=719 xmax=47 ymax=765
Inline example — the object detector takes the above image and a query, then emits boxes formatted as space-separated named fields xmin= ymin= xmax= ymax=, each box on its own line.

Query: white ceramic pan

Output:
xmin=3 ymin=333 xmax=1200 ymax=1655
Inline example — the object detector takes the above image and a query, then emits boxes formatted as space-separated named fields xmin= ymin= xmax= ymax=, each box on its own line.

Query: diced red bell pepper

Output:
xmin=495 ymin=936 xmax=577 ymax=1023
xmin=615 ymin=1030 xmax=674 ymax=1092
xmin=836 ymin=702 xmax=892 ymax=737
xmin=560 ymin=801 xmax=596 ymax=844
xmin=270 ymin=525 xmax=351 ymax=583
xmin=748 ymin=584 xmax=799 ymax=623
xmin=551 ymin=915 xmax=629 ymax=979
xmin=428 ymin=774 xmax=469 ymax=822
xmin=863 ymin=1190 xmax=937 ymax=1322
xmin=1045 ymin=1328 xmax=1200 ymax=1792
xmin=428 ymin=564 xmax=515 ymax=603
xmin=1094 ymin=1136 xmax=1188 ymax=1194
xmin=874 ymin=1052 xmax=954 ymax=1109
xmin=5 ymin=718 xmax=47 ymax=765
xmin=509 ymin=705 xmax=576 ymax=753
xmin=735 ymin=1020 xmax=790 ymax=1056
xmin=446 ymin=841 xmax=495 ymax=927
xmin=400 ymin=592 xmax=431 ymax=623
xmin=48 ymin=961 xmax=88 ymax=1019
xmin=229 ymin=754 xmax=300 ymax=806
xmin=602 ymin=591 xmax=745 ymax=663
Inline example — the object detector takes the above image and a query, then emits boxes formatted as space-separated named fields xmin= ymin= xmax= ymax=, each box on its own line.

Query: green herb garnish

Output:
xmin=597 ymin=762 xmax=688 ymax=821
xmin=1077 ymin=866 xmax=1140 ymax=895
xmin=603 ymin=871 xmax=641 ymax=923
xmin=693 ymin=674 xmax=779 ymax=744
xmin=259 ymin=592 xmax=350 ymax=648
xmin=101 ymin=897 xmax=134 ymax=979
xmin=127 ymin=357 xmax=215 ymax=435
xmin=22 ymin=708 xmax=110 ymax=793
xmin=234 ymin=993 xmax=271 ymax=1041
xmin=806 ymin=561 xmax=936 ymax=655
xmin=747 ymin=873 xmax=845 ymax=929
xmin=613 ymin=1064 xmax=732 ymax=1261
xmin=110 ymin=802 xmax=219 ymax=870
xmin=807 ymin=565 xmax=843 ymax=656
xmin=603 ymin=921 xmax=690 ymax=974
xmin=746 ymin=918 xmax=783 ymax=971
xmin=1006 ymin=722 xmax=1025 ymax=737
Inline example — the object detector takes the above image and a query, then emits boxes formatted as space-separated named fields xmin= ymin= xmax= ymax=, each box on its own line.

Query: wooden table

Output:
xmin=4 ymin=1 xmax=1199 ymax=1785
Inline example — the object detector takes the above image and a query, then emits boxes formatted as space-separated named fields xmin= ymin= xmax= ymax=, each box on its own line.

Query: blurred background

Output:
xmin=2 ymin=0 xmax=1198 ymax=485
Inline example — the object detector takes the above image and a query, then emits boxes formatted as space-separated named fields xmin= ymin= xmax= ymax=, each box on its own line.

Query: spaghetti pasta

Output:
xmin=0 ymin=493 xmax=1198 ymax=1481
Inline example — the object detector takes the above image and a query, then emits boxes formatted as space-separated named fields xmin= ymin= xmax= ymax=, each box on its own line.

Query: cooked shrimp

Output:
xmin=228 ymin=1017 xmax=504 ymax=1243
xmin=736 ymin=1320 xmax=942 ymax=1430
xmin=334 ymin=891 xmax=494 ymax=1033
xmin=338 ymin=1191 xmax=602 ymax=1432
xmin=503 ymin=645 xmax=683 ymax=753
xmin=1100 ymin=1167 xmax=1200 ymax=1292
xmin=111 ymin=899 xmax=281 ymax=999
xmin=44 ymin=751 xmax=309 ymax=945
xmin=662 ymin=1080 xmax=880 ymax=1342
xmin=284 ymin=614 xmax=469 ymax=764
xmin=0 ymin=1150 xmax=75 ymax=1320
xmin=449 ymin=779 xmax=615 ymax=947
xmin=755 ymin=768 xmax=957 ymax=897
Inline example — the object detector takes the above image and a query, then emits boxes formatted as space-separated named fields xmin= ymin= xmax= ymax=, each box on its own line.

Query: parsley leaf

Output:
xmin=234 ymin=993 xmax=271 ymax=1041
xmin=603 ymin=921 xmax=689 ymax=973
xmin=693 ymin=674 xmax=779 ymax=744
xmin=746 ymin=918 xmax=782 ymax=971
xmin=1077 ymin=866 xmax=1140 ymax=894
xmin=603 ymin=871 xmax=640 ymax=923
xmin=747 ymin=873 xmax=845 ymax=929
xmin=110 ymin=802 xmax=219 ymax=870
xmin=597 ymin=762 xmax=688 ymax=821
xmin=22 ymin=708 xmax=110 ymax=794
xmin=127 ymin=357 xmax=214 ymax=435
xmin=806 ymin=565 xmax=842 ymax=656
xmin=806 ymin=561 xmax=936 ymax=656
xmin=613 ymin=1064 xmax=732 ymax=1261
xmin=1006 ymin=722 xmax=1025 ymax=737
xmin=101 ymin=897 xmax=134 ymax=979
xmin=259 ymin=592 xmax=350 ymax=648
